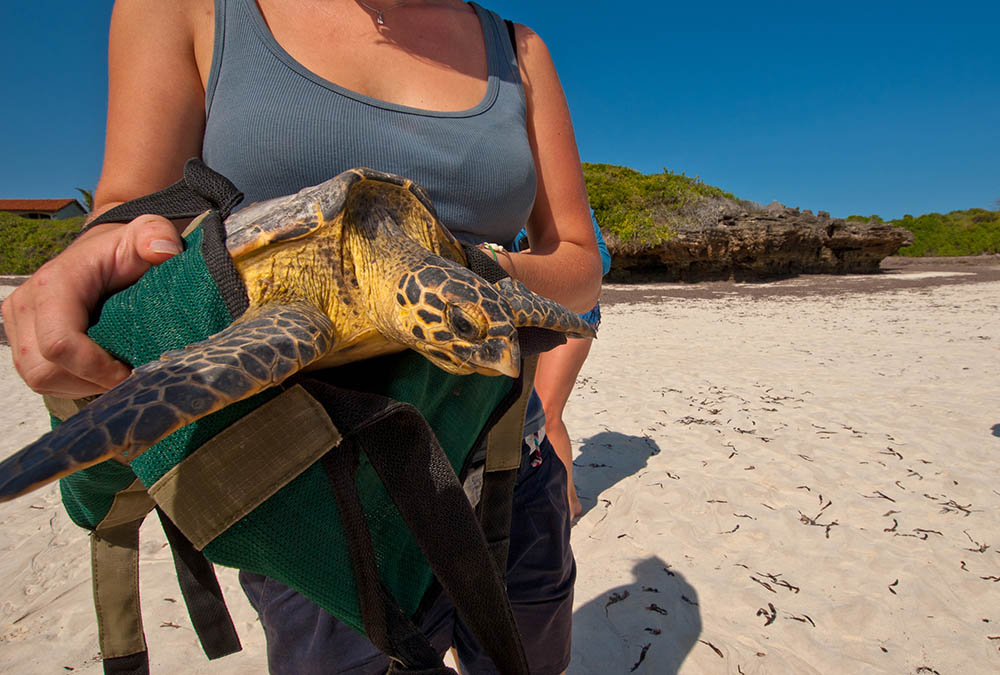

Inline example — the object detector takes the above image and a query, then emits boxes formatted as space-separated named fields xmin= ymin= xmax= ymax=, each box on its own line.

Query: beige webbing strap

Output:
xmin=149 ymin=384 xmax=341 ymax=551
xmin=91 ymin=479 xmax=156 ymax=660
xmin=485 ymin=355 xmax=539 ymax=472
xmin=48 ymin=388 xmax=155 ymax=661
xmin=43 ymin=394 xmax=97 ymax=422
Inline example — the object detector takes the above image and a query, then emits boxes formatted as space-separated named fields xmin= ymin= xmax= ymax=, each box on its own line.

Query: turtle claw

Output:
xmin=496 ymin=278 xmax=597 ymax=340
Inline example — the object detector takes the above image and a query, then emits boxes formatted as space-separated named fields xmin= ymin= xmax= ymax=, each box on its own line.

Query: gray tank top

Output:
xmin=202 ymin=0 xmax=536 ymax=245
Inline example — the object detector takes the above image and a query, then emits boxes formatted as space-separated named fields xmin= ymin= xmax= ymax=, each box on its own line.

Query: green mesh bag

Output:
xmin=60 ymin=219 xmax=511 ymax=632
xmin=32 ymin=159 xmax=550 ymax=675
xmin=59 ymin=219 xmax=513 ymax=632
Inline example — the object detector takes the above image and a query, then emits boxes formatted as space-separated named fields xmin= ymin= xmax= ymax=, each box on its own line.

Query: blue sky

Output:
xmin=2 ymin=0 xmax=997 ymax=220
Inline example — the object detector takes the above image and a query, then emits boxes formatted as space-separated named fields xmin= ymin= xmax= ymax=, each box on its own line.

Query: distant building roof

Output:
xmin=0 ymin=199 xmax=82 ymax=213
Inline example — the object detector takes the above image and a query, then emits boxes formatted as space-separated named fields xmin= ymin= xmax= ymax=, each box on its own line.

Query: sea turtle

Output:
xmin=0 ymin=168 xmax=595 ymax=500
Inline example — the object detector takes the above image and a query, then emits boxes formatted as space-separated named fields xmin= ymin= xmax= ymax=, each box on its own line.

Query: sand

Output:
xmin=1 ymin=259 xmax=999 ymax=673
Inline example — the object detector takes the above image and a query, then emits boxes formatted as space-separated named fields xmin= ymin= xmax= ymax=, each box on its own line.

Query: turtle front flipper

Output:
xmin=0 ymin=302 xmax=334 ymax=502
xmin=495 ymin=278 xmax=598 ymax=340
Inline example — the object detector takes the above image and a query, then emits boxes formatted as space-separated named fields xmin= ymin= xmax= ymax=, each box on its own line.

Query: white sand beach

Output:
xmin=1 ymin=261 xmax=999 ymax=673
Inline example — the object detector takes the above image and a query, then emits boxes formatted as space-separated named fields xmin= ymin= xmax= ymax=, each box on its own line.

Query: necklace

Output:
xmin=357 ymin=0 xmax=410 ymax=25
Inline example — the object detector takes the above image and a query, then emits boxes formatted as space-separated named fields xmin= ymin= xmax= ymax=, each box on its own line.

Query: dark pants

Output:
xmin=240 ymin=436 xmax=575 ymax=674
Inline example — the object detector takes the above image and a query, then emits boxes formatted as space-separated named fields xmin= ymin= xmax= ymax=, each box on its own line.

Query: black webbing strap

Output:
xmin=84 ymin=157 xmax=251 ymax=323
xmin=84 ymin=158 xmax=243 ymax=231
xmin=102 ymin=653 xmax=149 ymax=675
xmin=476 ymin=467 xmax=518 ymax=576
xmin=360 ymin=410 xmax=528 ymax=675
xmin=199 ymin=208 xmax=251 ymax=319
xmin=155 ymin=509 xmax=243 ymax=660
xmin=302 ymin=378 xmax=530 ymax=675
xmin=462 ymin=243 xmax=507 ymax=284
xmin=323 ymin=443 xmax=448 ymax=673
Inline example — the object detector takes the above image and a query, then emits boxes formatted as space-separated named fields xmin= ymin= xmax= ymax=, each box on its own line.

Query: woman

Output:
xmin=513 ymin=216 xmax=611 ymax=519
xmin=2 ymin=1 xmax=601 ymax=672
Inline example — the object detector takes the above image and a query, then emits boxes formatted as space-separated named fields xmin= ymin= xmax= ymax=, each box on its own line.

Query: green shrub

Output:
xmin=893 ymin=209 xmax=1000 ymax=257
xmin=583 ymin=162 xmax=734 ymax=246
xmin=582 ymin=162 xmax=998 ymax=258
xmin=0 ymin=212 xmax=82 ymax=274
xmin=846 ymin=214 xmax=885 ymax=224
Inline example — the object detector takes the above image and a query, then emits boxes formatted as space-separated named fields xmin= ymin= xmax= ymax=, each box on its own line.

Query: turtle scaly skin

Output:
xmin=0 ymin=303 xmax=334 ymax=497
xmin=0 ymin=168 xmax=595 ymax=501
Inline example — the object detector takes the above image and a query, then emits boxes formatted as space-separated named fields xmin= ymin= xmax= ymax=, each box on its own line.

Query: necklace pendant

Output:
xmin=376 ymin=11 xmax=385 ymax=24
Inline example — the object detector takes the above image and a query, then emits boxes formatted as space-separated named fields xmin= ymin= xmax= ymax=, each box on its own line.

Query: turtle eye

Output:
xmin=448 ymin=305 xmax=486 ymax=342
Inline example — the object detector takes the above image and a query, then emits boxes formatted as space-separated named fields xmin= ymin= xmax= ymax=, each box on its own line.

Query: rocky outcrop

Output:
xmin=604 ymin=201 xmax=915 ymax=282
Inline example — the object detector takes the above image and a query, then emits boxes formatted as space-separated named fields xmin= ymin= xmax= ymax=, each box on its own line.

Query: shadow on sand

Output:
xmin=572 ymin=556 xmax=702 ymax=674
xmin=572 ymin=430 xmax=662 ymax=519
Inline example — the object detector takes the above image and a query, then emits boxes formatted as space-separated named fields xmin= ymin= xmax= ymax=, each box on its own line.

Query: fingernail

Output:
xmin=149 ymin=240 xmax=182 ymax=255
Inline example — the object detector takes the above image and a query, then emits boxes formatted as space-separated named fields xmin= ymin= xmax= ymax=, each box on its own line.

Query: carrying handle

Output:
xmin=83 ymin=159 xmax=243 ymax=232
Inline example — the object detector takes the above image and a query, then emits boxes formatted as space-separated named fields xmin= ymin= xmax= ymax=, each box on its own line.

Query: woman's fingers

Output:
xmin=2 ymin=214 xmax=183 ymax=397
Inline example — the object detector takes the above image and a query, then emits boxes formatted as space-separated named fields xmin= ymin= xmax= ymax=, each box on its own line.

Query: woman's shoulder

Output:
xmin=112 ymin=0 xmax=213 ymax=25
xmin=110 ymin=0 xmax=215 ymax=83
xmin=503 ymin=20 xmax=557 ymax=85
xmin=507 ymin=19 xmax=544 ymax=51
xmin=110 ymin=0 xmax=213 ymax=43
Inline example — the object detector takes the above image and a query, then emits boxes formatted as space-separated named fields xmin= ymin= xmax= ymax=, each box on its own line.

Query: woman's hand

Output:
xmin=2 ymin=215 xmax=182 ymax=398
xmin=7 ymin=0 xmax=207 ymax=399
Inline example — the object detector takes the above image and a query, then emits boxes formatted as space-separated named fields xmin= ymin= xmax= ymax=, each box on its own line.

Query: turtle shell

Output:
xmin=223 ymin=168 xmax=463 ymax=262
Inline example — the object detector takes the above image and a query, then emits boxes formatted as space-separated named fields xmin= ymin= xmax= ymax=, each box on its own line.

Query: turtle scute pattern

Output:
xmin=391 ymin=261 xmax=521 ymax=373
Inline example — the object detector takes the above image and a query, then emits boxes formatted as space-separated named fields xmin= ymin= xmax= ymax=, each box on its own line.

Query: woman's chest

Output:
xmin=248 ymin=0 xmax=491 ymax=112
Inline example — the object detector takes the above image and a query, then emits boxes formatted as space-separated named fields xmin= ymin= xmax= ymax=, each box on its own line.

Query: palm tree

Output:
xmin=75 ymin=188 xmax=94 ymax=213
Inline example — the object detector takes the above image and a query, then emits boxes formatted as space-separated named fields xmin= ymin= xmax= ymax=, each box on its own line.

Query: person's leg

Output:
xmin=239 ymin=571 xmax=455 ymax=674
xmin=532 ymin=336 xmax=594 ymax=519
xmin=240 ymin=438 xmax=575 ymax=674
xmin=453 ymin=437 xmax=576 ymax=674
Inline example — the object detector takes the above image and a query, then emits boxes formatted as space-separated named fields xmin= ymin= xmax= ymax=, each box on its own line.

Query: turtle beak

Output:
xmin=469 ymin=337 xmax=520 ymax=378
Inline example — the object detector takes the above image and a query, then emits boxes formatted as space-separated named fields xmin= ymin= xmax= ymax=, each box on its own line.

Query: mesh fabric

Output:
xmin=58 ymin=221 xmax=511 ymax=634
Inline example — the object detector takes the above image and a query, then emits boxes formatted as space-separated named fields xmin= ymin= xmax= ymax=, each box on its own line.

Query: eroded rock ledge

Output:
xmin=605 ymin=202 xmax=914 ymax=282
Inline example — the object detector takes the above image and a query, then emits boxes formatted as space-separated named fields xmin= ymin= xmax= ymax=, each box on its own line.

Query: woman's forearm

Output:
xmin=488 ymin=242 xmax=602 ymax=313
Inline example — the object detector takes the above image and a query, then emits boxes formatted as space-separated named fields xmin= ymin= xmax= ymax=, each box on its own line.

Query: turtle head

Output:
xmin=385 ymin=262 xmax=521 ymax=377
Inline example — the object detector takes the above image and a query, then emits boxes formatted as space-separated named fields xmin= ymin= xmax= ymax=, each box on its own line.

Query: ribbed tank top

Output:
xmin=202 ymin=0 xmax=536 ymax=246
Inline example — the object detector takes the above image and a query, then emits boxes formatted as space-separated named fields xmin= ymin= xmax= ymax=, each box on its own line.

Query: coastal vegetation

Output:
xmin=885 ymin=209 xmax=1000 ymax=257
xmin=1 ymin=165 xmax=997 ymax=274
xmin=582 ymin=162 xmax=736 ymax=251
xmin=582 ymin=163 xmax=1000 ymax=258
xmin=0 ymin=212 xmax=81 ymax=274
